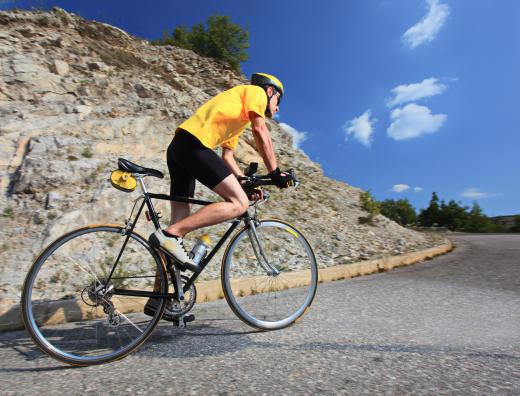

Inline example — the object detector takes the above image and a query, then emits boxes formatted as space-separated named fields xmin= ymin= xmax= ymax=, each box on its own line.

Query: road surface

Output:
xmin=1 ymin=234 xmax=519 ymax=395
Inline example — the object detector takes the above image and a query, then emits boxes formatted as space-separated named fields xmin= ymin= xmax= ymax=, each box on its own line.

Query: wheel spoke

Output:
xmin=115 ymin=309 xmax=144 ymax=334
xmin=22 ymin=226 xmax=167 ymax=365
xmin=223 ymin=220 xmax=317 ymax=330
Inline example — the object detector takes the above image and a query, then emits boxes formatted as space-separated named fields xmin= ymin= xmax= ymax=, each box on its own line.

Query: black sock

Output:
xmin=163 ymin=230 xmax=180 ymax=239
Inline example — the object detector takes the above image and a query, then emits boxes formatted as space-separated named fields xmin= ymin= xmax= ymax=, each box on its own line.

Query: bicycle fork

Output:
xmin=246 ymin=220 xmax=280 ymax=276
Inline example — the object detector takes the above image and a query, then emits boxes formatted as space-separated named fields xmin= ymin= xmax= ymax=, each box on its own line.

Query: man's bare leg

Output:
xmin=152 ymin=201 xmax=191 ymax=291
xmin=165 ymin=174 xmax=248 ymax=237
xmin=170 ymin=201 xmax=191 ymax=224
xmin=151 ymin=174 xmax=247 ymax=294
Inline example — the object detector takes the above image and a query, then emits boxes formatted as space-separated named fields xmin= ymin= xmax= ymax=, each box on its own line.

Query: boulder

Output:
xmin=45 ymin=191 xmax=61 ymax=209
xmin=51 ymin=60 xmax=69 ymax=76
xmin=163 ymin=63 xmax=174 ymax=73
xmin=87 ymin=61 xmax=108 ymax=72
xmin=73 ymin=105 xmax=92 ymax=115
xmin=134 ymin=83 xmax=151 ymax=98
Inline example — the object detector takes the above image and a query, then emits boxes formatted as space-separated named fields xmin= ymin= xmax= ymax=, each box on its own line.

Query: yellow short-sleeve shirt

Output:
xmin=177 ymin=85 xmax=267 ymax=150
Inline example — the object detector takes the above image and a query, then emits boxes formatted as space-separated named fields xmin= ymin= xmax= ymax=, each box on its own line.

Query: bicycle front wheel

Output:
xmin=21 ymin=225 xmax=168 ymax=366
xmin=221 ymin=220 xmax=318 ymax=330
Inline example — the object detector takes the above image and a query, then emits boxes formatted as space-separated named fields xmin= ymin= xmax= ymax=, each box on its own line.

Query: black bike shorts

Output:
xmin=166 ymin=129 xmax=232 ymax=198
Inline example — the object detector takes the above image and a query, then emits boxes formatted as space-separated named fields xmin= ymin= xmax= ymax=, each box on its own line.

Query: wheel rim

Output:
xmin=23 ymin=226 xmax=166 ymax=364
xmin=223 ymin=221 xmax=317 ymax=329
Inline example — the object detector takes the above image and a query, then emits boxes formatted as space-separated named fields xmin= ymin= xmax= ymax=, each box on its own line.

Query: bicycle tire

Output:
xmin=21 ymin=224 xmax=168 ymax=366
xmin=221 ymin=219 xmax=318 ymax=330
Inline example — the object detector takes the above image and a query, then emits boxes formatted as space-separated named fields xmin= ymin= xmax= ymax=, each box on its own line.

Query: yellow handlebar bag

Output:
xmin=110 ymin=170 xmax=137 ymax=192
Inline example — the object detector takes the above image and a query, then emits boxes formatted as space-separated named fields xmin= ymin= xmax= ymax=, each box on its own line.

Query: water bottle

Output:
xmin=189 ymin=234 xmax=211 ymax=265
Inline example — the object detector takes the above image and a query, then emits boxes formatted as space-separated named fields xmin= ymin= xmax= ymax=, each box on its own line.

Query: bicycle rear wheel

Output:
xmin=221 ymin=220 xmax=318 ymax=330
xmin=21 ymin=225 xmax=168 ymax=366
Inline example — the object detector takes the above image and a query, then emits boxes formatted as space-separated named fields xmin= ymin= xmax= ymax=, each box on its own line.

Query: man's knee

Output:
xmin=213 ymin=175 xmax=248 ymax=214
xmin=236 ymin=195 xmax=249 ymax=215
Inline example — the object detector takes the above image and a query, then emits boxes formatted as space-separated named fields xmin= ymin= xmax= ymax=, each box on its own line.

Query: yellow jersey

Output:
xmin=177 ymin=85 xmax=267 ymax=150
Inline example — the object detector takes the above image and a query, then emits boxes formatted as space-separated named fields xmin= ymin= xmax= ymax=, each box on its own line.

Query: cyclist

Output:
xmin=149 ymin=73 xmax=296 ymax=270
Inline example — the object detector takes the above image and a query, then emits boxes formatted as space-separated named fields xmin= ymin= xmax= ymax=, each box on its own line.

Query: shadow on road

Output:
xmin=0 ymin=315 xmax=266 ymax=367
xmin=0 ymin=327 xmax=82 ymax=372
xmin=138 ymin=317 xmax=273 ymax=359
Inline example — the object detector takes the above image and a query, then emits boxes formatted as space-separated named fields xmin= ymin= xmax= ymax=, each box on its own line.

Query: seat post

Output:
xmin=136 ymin=175 xmax=148 ymax=195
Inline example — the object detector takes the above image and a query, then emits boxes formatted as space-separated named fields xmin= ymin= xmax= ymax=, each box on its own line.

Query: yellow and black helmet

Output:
xmin=251 ymin=73 xmax=284 ymax=102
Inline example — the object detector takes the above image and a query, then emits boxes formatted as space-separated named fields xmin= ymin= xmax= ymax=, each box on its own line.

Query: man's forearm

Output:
xmin=252 ymin=128 xmax=277 ymax=173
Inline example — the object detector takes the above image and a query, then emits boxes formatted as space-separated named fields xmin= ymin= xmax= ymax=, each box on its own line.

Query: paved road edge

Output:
xmin=193 ymin=239 xmax=454 ymax=302
xmin=0 ymin=239 xmax=453 ymax=332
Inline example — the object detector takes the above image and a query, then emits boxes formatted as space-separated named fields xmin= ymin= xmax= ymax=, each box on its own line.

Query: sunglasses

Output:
xmin=273 ymin=92 xmax=282 ymax=106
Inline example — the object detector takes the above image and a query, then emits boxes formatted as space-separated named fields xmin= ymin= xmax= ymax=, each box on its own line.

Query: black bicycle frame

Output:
xmin=108 ymin=191 xmax=249 ymax=299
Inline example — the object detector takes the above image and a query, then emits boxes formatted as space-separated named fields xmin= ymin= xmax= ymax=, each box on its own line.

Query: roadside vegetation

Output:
xmin=152 ymin=14 xmax=249 ymax=71
xmin=360 ymin=191 xmax=518 ymax=233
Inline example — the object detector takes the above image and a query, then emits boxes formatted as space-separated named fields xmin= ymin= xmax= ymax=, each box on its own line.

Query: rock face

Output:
xmin=0 ymin=8 xmax=444 ymax=306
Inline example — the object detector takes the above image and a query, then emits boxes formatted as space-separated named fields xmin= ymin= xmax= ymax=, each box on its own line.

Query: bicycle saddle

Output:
xmin=117 ymin=158 xmax=164 ymax=179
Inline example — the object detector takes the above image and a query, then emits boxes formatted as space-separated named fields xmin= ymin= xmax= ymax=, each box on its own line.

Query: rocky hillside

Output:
xmin=0 ymin=8 xmax=444 ymax=306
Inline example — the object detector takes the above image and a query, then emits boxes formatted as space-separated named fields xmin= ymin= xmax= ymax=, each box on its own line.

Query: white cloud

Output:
xmin=461 ymin=188 xmax=501 ymax=200
xmin=387 ymin=103 xmax=447 ymax=140
xmin=392 ymin=184 xmax=411 ymax=193
xmin=278 ymin=123 xmax=308 ymax=150
xmin=387 ymin=77 xmax=447 ymax=107
xmin=402 ymin=0 xmax=450 ymax=49
xmin=414 ymin=187 xmax=424 ymax=192
xmin=343 ymin=110 xmax=377 ymax=147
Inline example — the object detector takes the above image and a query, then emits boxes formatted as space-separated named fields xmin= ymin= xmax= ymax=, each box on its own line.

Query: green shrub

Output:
xmin=358 ymin=190 xmax=380 ymax=225
xmin=3 ymin=207 xmax=14 ymax=219
xmin=511 ymin=216 xmax=520 ymax=233
xmin=379 ymin=198 xmax=417 ymax=225
xmin=153 ymin=14 xmax=249 ymax=71
xmin=81 ymin=148 xmax=93 ymax=158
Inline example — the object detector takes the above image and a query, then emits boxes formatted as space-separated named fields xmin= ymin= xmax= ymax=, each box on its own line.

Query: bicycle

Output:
xmin=21 ymin=158 xmax=318 ymax=366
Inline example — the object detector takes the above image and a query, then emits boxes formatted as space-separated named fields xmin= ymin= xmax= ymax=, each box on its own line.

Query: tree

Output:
xmin=438 ymin=200 xmax=469 ymax=230
xmin=418 ymin=192 xmax=441 ymax=227
xmin=509 ymin=216 xmax=520 ymax=233
xmin=153 ymin=15 xmax=249 ymax=71
xmin=379 ymin=199 xmax=417 ymax=225
xmin=171 ymin=26 xmax=191 ymax=48
xmin=464 ymin=202 xmax=495 ymax=232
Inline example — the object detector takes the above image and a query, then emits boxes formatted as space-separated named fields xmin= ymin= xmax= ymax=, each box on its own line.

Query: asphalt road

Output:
xmin=1 ymin=234 xmax=519 ymax=395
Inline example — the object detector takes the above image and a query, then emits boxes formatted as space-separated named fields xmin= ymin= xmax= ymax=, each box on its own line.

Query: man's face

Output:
xmin=266 ymin=86 xmax=280 ymax=118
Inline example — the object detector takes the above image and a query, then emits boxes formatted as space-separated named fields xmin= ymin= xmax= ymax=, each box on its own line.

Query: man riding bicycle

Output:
xmin=148 ymin=73 xmax=296 ymax=274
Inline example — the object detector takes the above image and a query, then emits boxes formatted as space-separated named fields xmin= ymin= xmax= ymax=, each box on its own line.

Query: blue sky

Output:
xmin=2 ymin=0 xmax=519 ymax=215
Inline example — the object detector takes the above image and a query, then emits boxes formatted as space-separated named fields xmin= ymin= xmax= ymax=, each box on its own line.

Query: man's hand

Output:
xmin=245 ymin=188 xmax=264 ymax=201
xmin=269 ymin=168 xmax=296 ymax=189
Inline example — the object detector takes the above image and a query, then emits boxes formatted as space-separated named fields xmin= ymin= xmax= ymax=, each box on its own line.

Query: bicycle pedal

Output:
xmin=173 ymin=314 xmax=195 ymax=328
xmin=183 ymin=314 xmax=195 ymax=323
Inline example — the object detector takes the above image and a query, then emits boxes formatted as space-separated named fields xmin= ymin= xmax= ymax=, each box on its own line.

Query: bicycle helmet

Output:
xmin=251 ymin=73 xmax=284 ymax=102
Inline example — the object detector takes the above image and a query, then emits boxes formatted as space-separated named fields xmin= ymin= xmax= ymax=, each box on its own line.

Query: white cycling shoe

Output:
xmin=149 ymin=230 xmax=199 ymax=272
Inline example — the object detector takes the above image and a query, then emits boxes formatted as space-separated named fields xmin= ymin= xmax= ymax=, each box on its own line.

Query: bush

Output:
xmin=153 ymin=14 xmax=249 ymax=71
xmin=3 ymin=207 xmax=14 ymax=219
xmin=511 ymin=216 xmax=520 ymax=233
xmin=464 ymin=202 xmax=496 ymax=233
xmin=379 ymin=198 xmax=417 ymax=225
xmin=81 ymin=148 xmax=93 ymax=158
xmin=358 ymin=190 xmax=380 ymax=225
